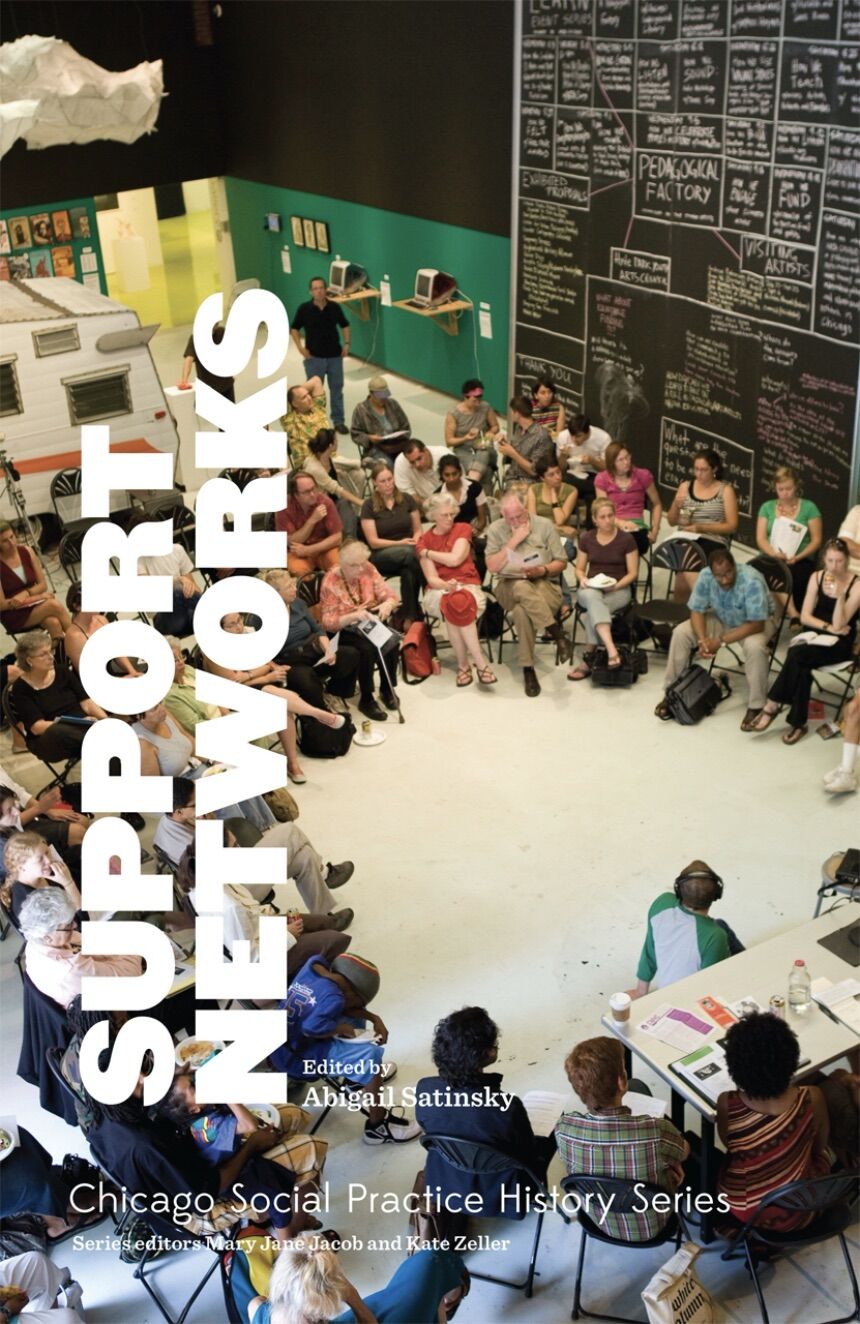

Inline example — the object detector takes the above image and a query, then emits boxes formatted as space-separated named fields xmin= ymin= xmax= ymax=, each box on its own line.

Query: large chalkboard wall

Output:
xmin=512 ymin=0 xmax=860 ymax=539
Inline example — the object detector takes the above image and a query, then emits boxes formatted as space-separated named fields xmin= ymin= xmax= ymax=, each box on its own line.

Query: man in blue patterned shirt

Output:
xmin=657 ymin=548 xmax=776 ymax=729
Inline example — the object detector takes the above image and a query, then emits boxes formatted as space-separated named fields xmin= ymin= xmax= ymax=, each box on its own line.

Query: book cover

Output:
xmin=31 ymin=212 xmax=53 ymax=245
xmin=52 ymin=246 xmax=76 ymax=279
xmin=29 ymin=249 xmax=53 ymax=278
xmin=70 ymin=206 xmax=92 ymax=239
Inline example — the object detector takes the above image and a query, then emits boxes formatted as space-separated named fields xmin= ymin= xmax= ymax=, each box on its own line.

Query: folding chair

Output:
xmin=561 ymin=1174 xmax=688 ymax=1323
xmin=633 ymin=539 xmax=708 ymax=649
xmin=130 ymin=1203 xmax=230 ymax=1324
xmin=719 ymin=1172 xmax=860 ymax=1324
xmin=420 ymin=1133 xmax=569 ymax=1297
xmin=50 ymin=466 xmax=97 ymax=537
xmin=58 ymin=527 xmax=89 ymax=582
xmin=811 ymin=651 xmax=860 ymax=720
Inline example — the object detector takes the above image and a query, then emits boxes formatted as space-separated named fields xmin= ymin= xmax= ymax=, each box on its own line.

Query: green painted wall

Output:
xmin=0 ymin=196 xmax=105 ymax=293
xmin=224 ymin=177 xmax=510 ymax=407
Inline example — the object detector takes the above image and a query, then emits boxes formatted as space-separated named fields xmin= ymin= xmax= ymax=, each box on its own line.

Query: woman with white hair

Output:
xmin=417 ymin=491 xmax=496 ymax=687
xmin=19 ymin=888 xmax=141 ymax=1009
xmin=246 ymin=1237 xmax=468 ymax=1323
xmin=320 ymin=541 xmax=400 ymax=722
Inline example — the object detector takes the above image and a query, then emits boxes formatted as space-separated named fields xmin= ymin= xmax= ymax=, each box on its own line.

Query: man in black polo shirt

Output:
xmin=290 ymin=276 xmax=351 ymax=432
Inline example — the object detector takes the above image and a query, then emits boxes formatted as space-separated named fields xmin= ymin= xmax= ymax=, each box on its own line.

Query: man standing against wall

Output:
xmin=290 ymin=276 xmax=351 ymax=433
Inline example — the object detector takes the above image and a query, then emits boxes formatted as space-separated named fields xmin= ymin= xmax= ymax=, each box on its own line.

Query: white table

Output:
xmin=602 ymin=908 xmax=859 ymax=1239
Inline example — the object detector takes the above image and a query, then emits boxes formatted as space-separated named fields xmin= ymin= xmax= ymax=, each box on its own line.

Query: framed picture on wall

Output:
xmin=291 ymin=216 xmax=304 ymax=246
xmin=51 ymin=210 xmax=72 ymax=242
xmin=70 ymin=207 xmax=92 ymax=239
xmin=315 ymin=222 xmax=329 ymax=253
xmin=9 ymin=217 xmax=31 ymax=249
xmin=31 ymin=213 xmax=52 ymax=245
xmin=302 ymin=218 xmax=317 ymax=249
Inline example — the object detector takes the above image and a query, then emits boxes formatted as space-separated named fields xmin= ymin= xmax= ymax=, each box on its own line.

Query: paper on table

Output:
xmin=623 ymin=1090 xmax=668 ymax=1119
xmin=638 ymin=1003 xmax=713 ymax=1052
xmin=314 ymin=631 xmax=339 ymax=665
xmin=671 ymin=1043 xmax=734 ymax=1105
xmin=812 ymin=977 xmax=860 ymax=1031
xmin=522 ymin=1089 xmax=570 ymax=1136
xmin=726 ymin=995 xmax=763 ymax=1019
xmin=770 ymin=516 xmax=805 ymax=559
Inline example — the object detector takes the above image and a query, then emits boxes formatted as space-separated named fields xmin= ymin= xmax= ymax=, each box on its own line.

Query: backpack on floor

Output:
xmin=664 ymin=664 xmax=727 ymax=725
xmin=297 ymin=716 xmax=355 ymax=758
xmin=591 ymin=644 xmax=646 ymax=687
xmin=401 ymin=621 xmax=437 ymax=684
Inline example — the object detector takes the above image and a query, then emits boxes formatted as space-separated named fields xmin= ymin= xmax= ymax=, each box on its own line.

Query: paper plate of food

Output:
xmin=246 ymin=1103 xmax=280 ymax=1128
xmin=175 ymin=1038 xmax=224 ymax=1069
xmin=0 ymin=1116 xmax=20 ymax=1163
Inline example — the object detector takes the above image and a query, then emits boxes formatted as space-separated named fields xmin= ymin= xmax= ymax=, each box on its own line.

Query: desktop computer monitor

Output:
xmin=413 ymin=268 xmax=456 ymax=308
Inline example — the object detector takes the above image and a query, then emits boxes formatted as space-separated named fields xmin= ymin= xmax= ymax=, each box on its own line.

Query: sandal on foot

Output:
xmin=567 ymin=662 xmax=592 ymax=681
xmin=476 ymin=665 xmax=497 ymax=685
xmin=456 ymin=666 xmax=473 ymax=688
xmin=607 ymin=654 xmax=622 ymax=669
xmin=750 ymin=706 xmax=780 ymax=733
xmin=782 ymin=725 xmax=808 ymax=745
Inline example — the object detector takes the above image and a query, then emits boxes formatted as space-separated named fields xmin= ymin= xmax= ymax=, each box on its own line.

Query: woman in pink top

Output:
xmin=320 ymin=541 xmax=400 ymax=723
xmin=595 ymin=443 xmax=662 ymax=555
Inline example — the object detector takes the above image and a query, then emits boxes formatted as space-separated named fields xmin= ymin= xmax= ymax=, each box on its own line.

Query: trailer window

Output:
xmin=64 ymin=368 xmax=131 ymax=424
xmin=33 ymin=325 xmax=81 ymax=357
xmin=0 ymin=357 xmax=22 ymax=416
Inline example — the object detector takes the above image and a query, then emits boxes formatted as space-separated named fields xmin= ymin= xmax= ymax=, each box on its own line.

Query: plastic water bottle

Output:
xmin=788 ymin=959 xmax=811 ymax=1013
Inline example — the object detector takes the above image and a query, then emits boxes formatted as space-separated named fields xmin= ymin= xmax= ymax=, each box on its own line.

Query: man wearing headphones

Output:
xmin=630 ymin=860 xmax=743 ymax=999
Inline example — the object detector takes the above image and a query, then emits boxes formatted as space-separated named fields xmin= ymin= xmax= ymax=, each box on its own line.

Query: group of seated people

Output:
xmin=0 ymin=361 xmax=858 ymax=1319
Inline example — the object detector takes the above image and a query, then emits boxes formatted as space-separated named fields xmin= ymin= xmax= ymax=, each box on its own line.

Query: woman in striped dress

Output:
xmin=666 ymin=448 xmax=738 ymax=603
xmin=717 ymin=1013 xmax=832 ymax=1231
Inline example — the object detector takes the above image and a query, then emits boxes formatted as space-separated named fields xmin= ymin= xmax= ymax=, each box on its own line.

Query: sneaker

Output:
xmin=327 ymin=907 xmax=354 ymax=931
xmin=380 ymin=1060 xmax=398 ymax=1083
xmin=334 ymin=422 xmax=349 ymax=435
xmin=363 ymin=1107 xmax=422 ymax=1145
xmin=823 ymin=770 xmax=857 ymax=796
xmin=325 ymin=861 xmax=354 ymax=889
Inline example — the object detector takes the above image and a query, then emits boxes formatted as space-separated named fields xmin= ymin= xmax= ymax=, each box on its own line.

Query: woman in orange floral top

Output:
xmin=320 ymin=541 xmax=401 ymax=723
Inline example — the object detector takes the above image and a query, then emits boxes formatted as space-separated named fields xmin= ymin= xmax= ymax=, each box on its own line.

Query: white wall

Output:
xmin=95 ymin=188 xmax=164 ymax=275
xmin=182 ymin=178 xmax=211 ymax=213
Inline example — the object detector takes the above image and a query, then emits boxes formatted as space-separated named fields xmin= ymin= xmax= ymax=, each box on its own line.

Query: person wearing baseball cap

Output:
xmin=273 ymin=952 xmax=422 ymax=1146
xmin=350 ymin=374 xmax=412 ymax=462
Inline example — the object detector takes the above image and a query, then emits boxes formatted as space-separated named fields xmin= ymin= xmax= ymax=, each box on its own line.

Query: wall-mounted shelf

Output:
xmin=392 ymin=298 xmax=473 ymax=336
xmin=326 ymin=288 xmax=381 ymax=321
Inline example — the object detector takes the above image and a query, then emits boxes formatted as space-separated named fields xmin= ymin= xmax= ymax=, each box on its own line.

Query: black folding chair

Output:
xmin=57 ymin=527 xmax=89 ymax=581
xmin=420 ymin=1133 xmax=568 ymax=1297
xmin=50 ymin=466 xmax=96 ymax=536
xmin=719 ymin=1172 xmax=860 ymax=1324
xmin=131 ymin=1204 xmax=230 ymax=1324
xmin=633 ymin=539 xmax=707 ymax=648
xmin=561 ymin=1174 xmax=688 ymax=1323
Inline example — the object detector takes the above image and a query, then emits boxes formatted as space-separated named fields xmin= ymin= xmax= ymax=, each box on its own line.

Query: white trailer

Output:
xmin=0 ymin=277 xmax=178 ymax=530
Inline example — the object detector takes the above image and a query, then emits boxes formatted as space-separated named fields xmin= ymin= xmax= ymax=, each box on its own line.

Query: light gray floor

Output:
xmin=1 ymin=328 xmax=857 ymax=1323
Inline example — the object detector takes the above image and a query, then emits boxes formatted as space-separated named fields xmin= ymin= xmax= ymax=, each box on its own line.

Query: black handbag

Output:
xmin=664 ymin=664 xmax=725 ymax=724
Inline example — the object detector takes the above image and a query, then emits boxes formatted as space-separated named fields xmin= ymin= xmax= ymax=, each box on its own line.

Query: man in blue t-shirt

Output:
xmin=273 ymin=952 xmax=421 ymax=1146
